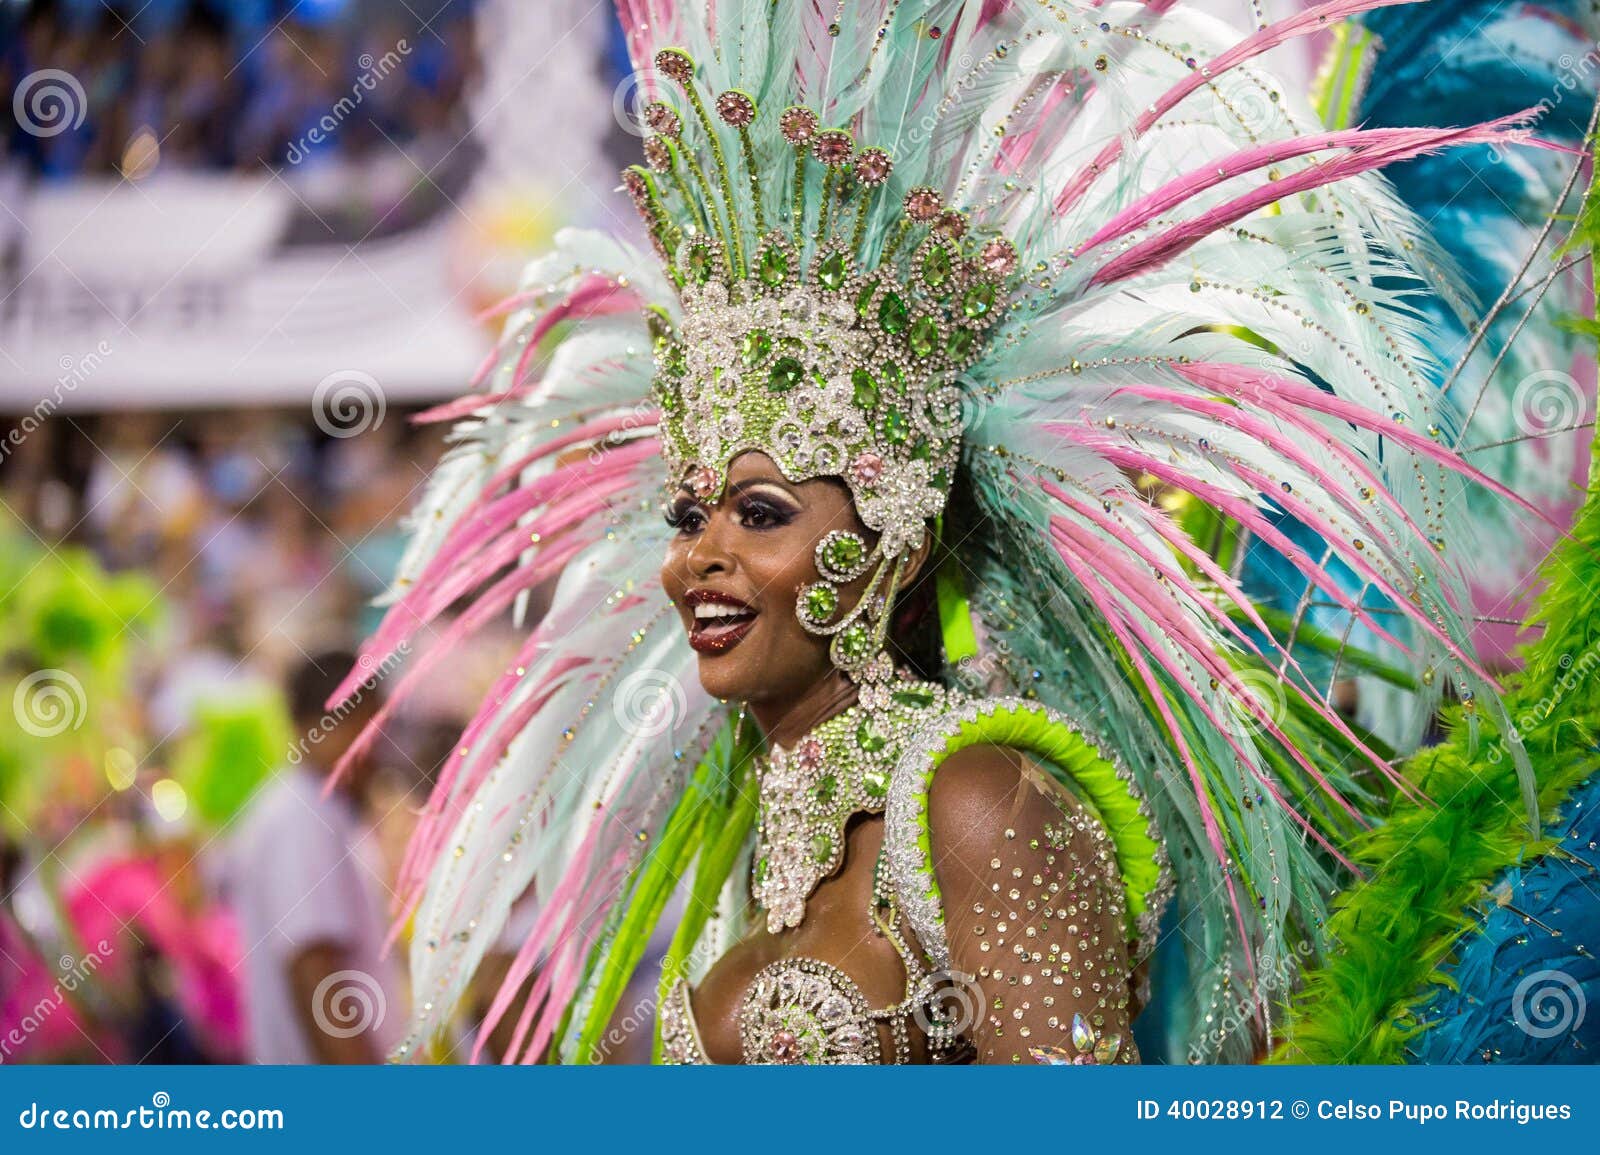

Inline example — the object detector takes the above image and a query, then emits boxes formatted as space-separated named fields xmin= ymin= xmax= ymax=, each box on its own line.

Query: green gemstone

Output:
xmin=819 ymin=251 xmax=848 ymax=291
xmin=741 ymin=328 xmax=773 ymax=367
xmin=758 ymin=246 xmax=789 ymax=287
xmin=922 ymin=244 xmax=952 ymax=288
xmin=823 ymin=534 xmax=863 ymax=571
xmin=945 ymin=326 xmax=975 ymax=360
xmin=908 ymin=315 xmax=939 ymax=358
xmin=862 ymin=767 xmax=889 ymax=798
xmin=884 ymin=409 xmax=909 ymax=444
xmin=856 ymin=721 xmax=888 ymax=753
xmin=963 ymin=282 xmax=995 ymax=318
xmin=811 ymin=832 xmax=834 ymax=863
xmin=803 ymin=583 xmax=838 ymax=622
xmin=687 ymin=244 xmax=714 ymax=283
xmin=662 ymin=343 xmax=687 ymax=377
xmin=878 ymin=292 xmax=909 ymax=335
xmin=855 ymin=283 xmax=877 ymax=320
xmin=814 ymin=773 xmax=838 ymax=806
xmin=768 ymin=356 xmax=804 ymax=392
xmin=838 ymin=624 xmax=872 ymax=662
xmin=891 ymin=688 xmax=935 ymax=708
xmin=851 ymin=367 xmax=879 ymax=410
xmin=882 ymin=361 xmax=905 ymax=393
xmin=931 ymin=468 xmax=950 ymax=489
xmin=911 ymin=439 xmax=932 ymax=461
xmin=755 ymin=855 xmax=769 ymax=884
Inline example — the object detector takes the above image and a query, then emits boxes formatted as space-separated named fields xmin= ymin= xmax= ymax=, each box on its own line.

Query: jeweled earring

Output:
xmin=796 ymin=529 xmax=902 ymax=685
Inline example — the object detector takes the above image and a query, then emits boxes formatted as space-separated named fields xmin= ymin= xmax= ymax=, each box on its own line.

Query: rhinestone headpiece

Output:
xmin=624 ymin=47 xmax=1019 ymax=560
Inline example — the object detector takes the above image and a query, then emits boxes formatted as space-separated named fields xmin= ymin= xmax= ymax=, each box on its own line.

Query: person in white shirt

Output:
xmin=223 ymin=650 xmax=404 ymax=1064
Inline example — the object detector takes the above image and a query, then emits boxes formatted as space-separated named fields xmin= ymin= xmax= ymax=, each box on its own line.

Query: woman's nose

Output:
xmin=686 ymin=510 xmax=735 ymax=578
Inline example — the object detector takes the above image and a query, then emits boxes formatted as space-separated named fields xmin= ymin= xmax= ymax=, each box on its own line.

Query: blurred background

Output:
xmin=1 ymin=0 xmax=1582 ymax=1068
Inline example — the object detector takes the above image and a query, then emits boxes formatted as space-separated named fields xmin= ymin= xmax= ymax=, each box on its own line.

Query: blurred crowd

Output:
xmin=0 ymin=408 xmax=528 ymax=1064
xmin=2 ymin=0 xmax=478 ymax=179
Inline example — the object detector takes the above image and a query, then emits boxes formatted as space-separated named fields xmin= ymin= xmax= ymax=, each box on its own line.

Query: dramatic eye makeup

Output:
xmin=664 ymin=481 xmax=801 ymax=533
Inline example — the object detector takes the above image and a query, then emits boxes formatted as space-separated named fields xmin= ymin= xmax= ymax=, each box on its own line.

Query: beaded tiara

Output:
xmin=624 ymin=47 xmax=1019 ymax=560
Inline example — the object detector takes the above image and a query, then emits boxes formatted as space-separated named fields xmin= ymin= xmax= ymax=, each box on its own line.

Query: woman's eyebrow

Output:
xmin=725 ymin=479 xmax=798 ymax=501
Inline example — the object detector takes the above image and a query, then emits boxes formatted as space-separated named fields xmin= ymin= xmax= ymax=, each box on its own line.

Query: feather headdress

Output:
xmin=339 ymin=0 xmax=1556 ymax=1063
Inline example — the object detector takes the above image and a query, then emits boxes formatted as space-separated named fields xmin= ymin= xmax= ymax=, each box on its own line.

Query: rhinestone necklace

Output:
xmin=752 ymin=674 xmax=957 ymax=933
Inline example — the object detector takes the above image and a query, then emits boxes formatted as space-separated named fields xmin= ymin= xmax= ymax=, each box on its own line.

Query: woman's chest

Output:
xmin=683 ymin=815 xmax=931 ymax=1064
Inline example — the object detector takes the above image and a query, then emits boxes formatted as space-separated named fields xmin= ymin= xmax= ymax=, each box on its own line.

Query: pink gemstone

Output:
xmin=642 ymin=136 xmax=671 ymax=172
xmin=796 ymin=736 xmax=823 ymax=771
xmin=850 ymin=452 xmax=884 ymax=486
xmin=688 ymin=465 xmax=718 ymax=496
xmin=904 ymin=187 xmax=943 ymax=221
xmin=812 ymin=130 xmax=853 ymax=165
xmin=980 ymin=238 xmax=1018 ymax=275
xmin=780 ymin=106 xmax=819 ymax=144
xmin=935 ymin=209 xmax=967 ymax=238
xmin=654 ymin=49 xmax=693 ymax=84
xmin=645 ymin=103 xmax=681 ymax=137
xmin=854 ymin=148 xmax=893 ymax=187
xmin=716 ymin=90 xmax=755 ymax=126
xmin=769 ymin=1029 xmax=801 ymax=1062
xmin=621 ymin=169 xmax=649 ymax=204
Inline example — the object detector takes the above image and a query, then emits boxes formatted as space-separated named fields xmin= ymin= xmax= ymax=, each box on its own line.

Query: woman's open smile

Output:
xmin=684 ymin=588 xmax=759 ymax=654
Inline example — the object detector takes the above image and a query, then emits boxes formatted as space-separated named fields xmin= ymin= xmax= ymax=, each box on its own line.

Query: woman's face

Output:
xmin=659 ymin=452 xmax=873 ymax=707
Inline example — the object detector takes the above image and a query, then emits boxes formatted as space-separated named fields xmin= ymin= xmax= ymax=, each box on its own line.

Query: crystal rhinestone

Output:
xmin=642 ymin=136 xmax=671 ymax=172
xmin=644 ymin=102 xmax=681 ymax=137
xmin=655 ymin=48 xmax=693 ymax=84
xmin=757 ymin=245 xmax=789 ymax=286
xmin=779 ymin=105 xmax=819 ymax=144
xmin=851 ymin=368 xmax=879 ymax=409
xmin=818 ymin=250 xmax=848 ymax=290
xmin=935 ymin=209 xmax=967 ymax=238
xmin=862 ymin=766 xmax=889 ymax=798
xmin=883 ymin=408 xmax=909 ymax=443
xmin=923 ymin=245 xmax=952 ymax=287
xmin=904 ymin=186 xmax=943 ymax=221
xmin=769 ymin=1029 xmax=801 ymax=1062
xmin=740 ymin=328 xmax=773 ymax=366
xmin=813 ymin=130 xmax=853 ymax=165
xmin=824 ymin=533 xmax=864 ymax=570
xmin=962 ymin=282 xmax=995 ymax=318
xmin=715 ymin=90 xmax=755 ymax=126
xmin=854 ymin=147 xmax=893 ymax=186
xmin=768 ymin=356 xmax=804 ymax=392
xmin=877 ymin=292 xmax=909 ymax=334
xmin=687 ymin=244 xmax=715 ymax=283
xmin=980 ymin=238 xmax=1018 ymax=275
xmin=855 ymin=721 xmax=888 ymax=752
xmin=804 ymin=583 xmax=839 ymax=622
xmin=850 ymin=451 xmax=884 ymax=486
xmin=796 ymin=735 xmax=823 ymax=769
xmin=908 ymin=315 xmax=939 ymax=357
xmin=838 ymin=623 xmax=872 ymax=661
xmin=811 ymin=832 xmax=833 ymax=862
xmin=689 ymin=465 xmax=718 ymax=496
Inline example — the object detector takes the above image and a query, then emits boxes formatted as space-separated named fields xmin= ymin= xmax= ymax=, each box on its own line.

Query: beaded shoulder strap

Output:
xmin=882 ymin=698 xmax=1171 ymax=973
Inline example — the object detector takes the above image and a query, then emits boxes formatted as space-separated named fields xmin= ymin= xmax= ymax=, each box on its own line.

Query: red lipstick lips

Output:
xmin=683 ymin=588 xmax=758 ymax=655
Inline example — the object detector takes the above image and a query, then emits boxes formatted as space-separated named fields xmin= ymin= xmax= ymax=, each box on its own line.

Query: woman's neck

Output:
xmin=749 ymin=670 xmax=861 ymax=751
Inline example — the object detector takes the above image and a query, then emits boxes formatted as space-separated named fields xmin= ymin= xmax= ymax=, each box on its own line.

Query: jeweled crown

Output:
xmin=624 ymin=47 xmax=1019 ymax=559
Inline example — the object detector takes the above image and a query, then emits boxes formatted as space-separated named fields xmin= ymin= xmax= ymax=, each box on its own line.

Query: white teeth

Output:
xmin=693 ymin=603 xmax=751 ymax=621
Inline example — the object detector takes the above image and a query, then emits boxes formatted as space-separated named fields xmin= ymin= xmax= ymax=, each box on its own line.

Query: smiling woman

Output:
xmin=340 ymin=0 xmax=1575 ymax=1066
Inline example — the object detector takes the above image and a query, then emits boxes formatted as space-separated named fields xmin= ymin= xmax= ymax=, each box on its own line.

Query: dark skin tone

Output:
xmin=661 ymin=451 xmax=1135 ymax=1064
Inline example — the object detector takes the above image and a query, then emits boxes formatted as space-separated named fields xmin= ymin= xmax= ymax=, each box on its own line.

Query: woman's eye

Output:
xmin=664 ymin=504 xmax=705 ymax=533
xmin=738 ymin=500 xmax=792 ymax=529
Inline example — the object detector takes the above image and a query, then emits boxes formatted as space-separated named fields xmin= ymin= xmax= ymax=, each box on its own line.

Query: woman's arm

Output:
xmin=925 ymin=743 xmax=1137 ymax=1065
